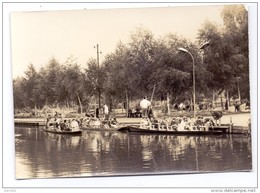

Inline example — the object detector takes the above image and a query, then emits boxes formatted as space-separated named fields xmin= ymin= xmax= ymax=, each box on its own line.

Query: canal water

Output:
xmin=15 ymin=126 xmax=252 ymax=179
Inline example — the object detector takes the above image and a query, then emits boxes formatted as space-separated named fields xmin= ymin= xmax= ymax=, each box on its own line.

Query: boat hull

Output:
xmin=81 ymin=125 xmax=124 ymax=131
xmin=118 ymin=125 xmax=227 ymax=135
xmin=43 ymin=128 xmax=82 ymax=135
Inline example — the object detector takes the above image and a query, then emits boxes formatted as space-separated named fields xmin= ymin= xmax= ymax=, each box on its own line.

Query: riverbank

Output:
xmin=14 ymin=112 xmax=250 ymax=127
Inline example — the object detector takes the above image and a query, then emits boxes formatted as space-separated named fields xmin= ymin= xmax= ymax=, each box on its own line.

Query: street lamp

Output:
xmin=178 ymin=47 xmax=196 ymax=119
xmin=94 ymin=44 xmax=102 ymax=109
xmin=178 ymin=42 xmax=210 ymax=119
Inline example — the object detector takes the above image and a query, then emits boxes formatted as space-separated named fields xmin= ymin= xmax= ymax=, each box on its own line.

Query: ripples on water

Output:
xmin=15 ymin=126 xmax=252 ymax=179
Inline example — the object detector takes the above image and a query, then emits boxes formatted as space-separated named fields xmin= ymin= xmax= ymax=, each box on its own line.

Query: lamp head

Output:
xmin=178 ymin=47 xmax=189 ymax=53
xmin=199 ymin=42 xmax=210 ymax=50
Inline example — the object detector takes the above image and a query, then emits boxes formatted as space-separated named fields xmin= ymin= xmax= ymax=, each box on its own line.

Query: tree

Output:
xmin=13 ymin=77 xmax=26 ymax=109
xmin=221 ymin=4 xmax=249 ymax=100
xmin=61 ymin=57 xmax=85 ymax=113
xmin=126 ymin=27 xmax=156 ymax=97
xmin=38 ymin=58 xmax=61 ymax=106
xmin=102 ymin=28 xmax=208 ymax=108
xmin=22 ymin=63 xmax=43 ymax=114
xmin=103 ymin=42 xmax=130 ymax=107
xmin=197 ymin=5 xmax=249 ymax=104
xmin=85 ymin=58 xmax=107 ymax=110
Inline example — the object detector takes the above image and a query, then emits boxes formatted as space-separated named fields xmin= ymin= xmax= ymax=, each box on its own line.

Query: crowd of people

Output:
xmin=45 ymin=103 xmax=120 ymax=131
xmin=45 ymin=96 xmax=248 ymax=132
xmin=140 ymin=115 xmax=216 ymax=131
xmin=46 ymin=115 xmax=81 ymax=132
xmin=135 ymin=96 xmax=219 ymax=131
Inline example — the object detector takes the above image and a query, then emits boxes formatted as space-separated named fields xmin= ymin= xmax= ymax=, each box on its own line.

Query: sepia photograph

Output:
xmin=4 ymin=2 xmax=256 ymax=188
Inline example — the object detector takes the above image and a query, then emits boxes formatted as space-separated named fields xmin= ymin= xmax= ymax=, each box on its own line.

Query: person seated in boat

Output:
xmin=170 ymin=117 xmax=178 ymax=130
xmin=63 ymin=119 xmax=70 ymax=131
xmin=140 ymin=117 xmax=151 ymax=128
xmin=192 ymin=117 xmax=199 ymax=130
xmin=81 ymin=117 xmax=91 ymax=127
xmin=110 ymin=117 xmax=117 ymax=124
xmin=186 ymin=117 xmax=195 ymax=131
xmin=75 ymin=117 xmax=83 ymax=126
xmin=183 ymin=117 xmax=191 ymax=130
xmin=177 ymin=117 xmax=187 ymax=131
xmin=54 ymin=118 xmax=61 ymax=131
xmin=150 ymin=117 xmax=159 ymax=129
xmin=59 ymin=119 xmax=70 ymax=131
xmin=203 ymin=119 xmax=212 ymax=131
xmin=47 ymin=118 xmax=55 ymax=129
xmin=108 ymin=117 xmax=119 ymax=128
xmin=70 ymin=119 xmax=80 ymax=131
xmin=59 ymin=120 xmax=65 ymax=131
xmin=66 ymin=119 xmax=72 ymax=131
xmin=46 ymin=114 xmax=52 ymax=126
xmin=100 ymin=118 xmax=110 ymax=129
xmin=90 ymin=117 xmax=101 ymax=128
xmin=160 ymin=116 xmax=169 ymax=130
xmin=203 ymin=118 xmax=215 ymax=126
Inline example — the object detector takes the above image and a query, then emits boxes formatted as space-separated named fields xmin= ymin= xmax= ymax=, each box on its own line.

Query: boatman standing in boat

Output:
xmin=140 ymin=97 xmax=151 ymax=118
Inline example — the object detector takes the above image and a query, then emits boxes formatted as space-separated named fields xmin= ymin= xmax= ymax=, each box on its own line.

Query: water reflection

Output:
xmin=15 ymin=126 xmax=252 ymax=179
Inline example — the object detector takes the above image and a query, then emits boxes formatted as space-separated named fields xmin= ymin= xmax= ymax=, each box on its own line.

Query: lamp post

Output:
xmin=178 ymin=42 xmax=209 ymax=119
xmin=178 ymin=48 xmax=196 ymax=118
xmin=94 ymin=44 xmax=101 ymax=109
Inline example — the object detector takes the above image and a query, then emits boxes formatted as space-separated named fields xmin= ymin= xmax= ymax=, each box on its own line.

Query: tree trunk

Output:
xmin=76 ymin=93 xmax=83 ymax=115
xmin=150 ymin=84 xmax=156 ymax=104
xmin=220 ymin=92 xmax=224 ymax=111
xmin=98 ymin=89 xmax=101 ymax=109
xmin=167 ymin=93 xmax=170 ymax=116
xmin=126 ymin=90 xmax=129 ymax=117
xmin=212 ymin=90 xmax=215 ymax=109
xmin=34 ymin=100 xmax=37 ymax=117
xmin=191 ymin=96 xmax=193 ymax=111
xmin=226 ymin=90 xmax=229 ymax=110
xmin=237 ymin=83 xmax=241 ymax=104
xmin=109 ymin=95 xmax=113 ymax=114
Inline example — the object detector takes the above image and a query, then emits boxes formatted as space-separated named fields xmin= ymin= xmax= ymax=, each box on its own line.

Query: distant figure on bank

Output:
xmin=140 ymin=97 xmax=151 ymax=118
xmin=96 ymin=107 xmax=99 ymax=118
xmin=103 ymin=104 xmax=109 ymax=120
xmin=234 ymin=101 xmax=240 ymax=112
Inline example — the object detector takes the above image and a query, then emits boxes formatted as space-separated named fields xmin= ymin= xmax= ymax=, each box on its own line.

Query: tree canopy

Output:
xmin=13 ymin=5 xmax=249 ymax=113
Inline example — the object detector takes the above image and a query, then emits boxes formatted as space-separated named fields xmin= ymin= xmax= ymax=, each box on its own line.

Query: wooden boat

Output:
xmin=43 ymin=127 xmax=82 ymax=135
xmin=81 ymin=118 xmax=125 ymax=131
xmin=81 ymin=124 xmax=122 ymax=131
xmin=118 ymin=124 xmax=230 ymax=135
xmin=44 ymin=118 xmax=82 ymax=135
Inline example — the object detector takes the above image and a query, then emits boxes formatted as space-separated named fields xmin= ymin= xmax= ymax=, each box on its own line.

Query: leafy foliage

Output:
xmin=197 ymin=4 xmax=249 ymax=100
xmin=13 ymin=5 xmax=249 ymax=112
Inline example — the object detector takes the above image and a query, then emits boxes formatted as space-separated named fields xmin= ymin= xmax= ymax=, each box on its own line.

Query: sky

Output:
xmin=10 ymin=3 xmax=225 ymax=78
